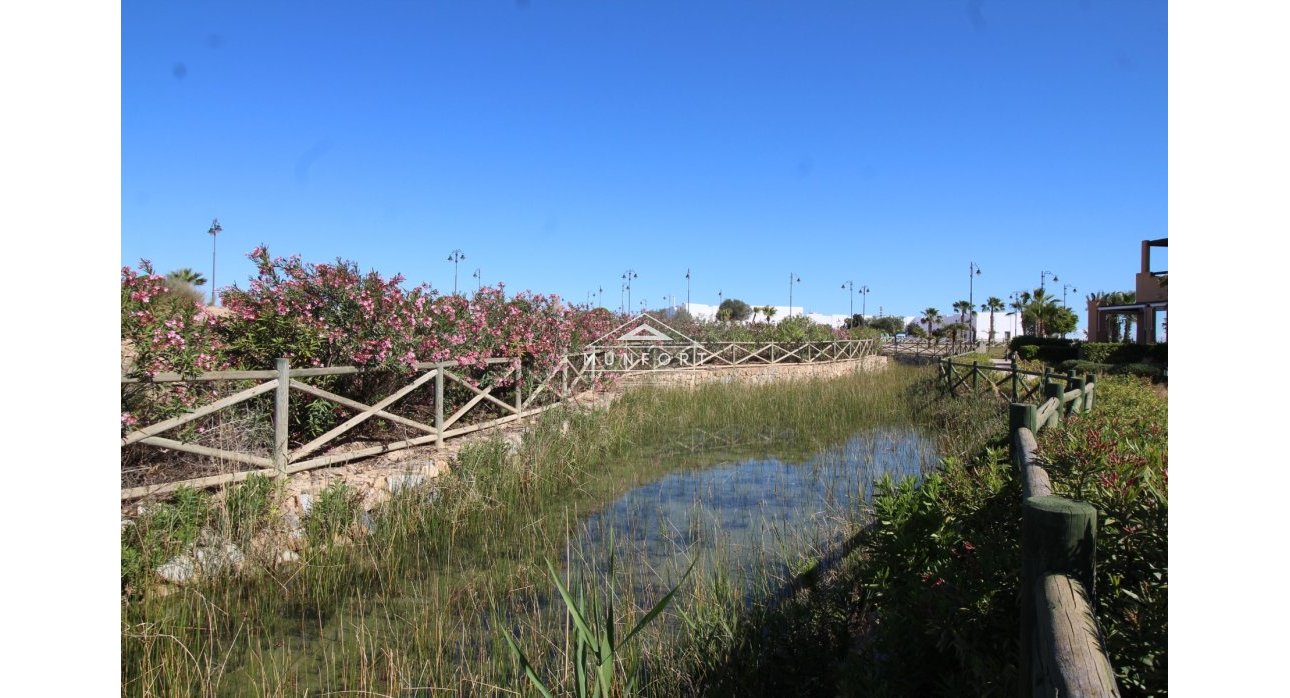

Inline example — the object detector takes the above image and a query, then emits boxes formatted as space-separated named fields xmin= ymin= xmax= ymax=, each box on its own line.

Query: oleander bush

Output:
xmin=852 ymin=375 xmax=1167 ymax=697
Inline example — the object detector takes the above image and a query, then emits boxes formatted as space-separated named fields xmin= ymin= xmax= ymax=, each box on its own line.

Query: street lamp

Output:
xmin=597 ymin=286 xmax=603 ymax=308
xmin=685 ymin=268 xmax=691 ymax=314
xmin=841 ymin=281 xmax=854 ymax=322
xmin=207 ymin=218 xmax=222 ymax=306
xmin=968 ymin=262 xmax=982 ymax=341
xmin=1062 ymin=283 xmax=1077 ymax=307
xmin=622 ymin=269 xmax=638 ymax=314
xmin=788 ymin=273 xmax=801 ymax=317
xmin=860 ymin=285 xmax=870 ymax=319
xmin=447 ymin=250 xmax=466 ymax=295
xmin=472 ymin=267 xmax=481 ymax=292
xmin=1040 ymin=270 xmax=1059 ymax=293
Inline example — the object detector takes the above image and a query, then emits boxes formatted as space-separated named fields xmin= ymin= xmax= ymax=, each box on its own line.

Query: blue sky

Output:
xmin=122 ymin=1 xmax=1166 ymax=327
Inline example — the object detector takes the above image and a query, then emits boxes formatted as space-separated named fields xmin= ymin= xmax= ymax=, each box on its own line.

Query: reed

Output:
xmin=122 ymin=364 xmax=952 ymax=696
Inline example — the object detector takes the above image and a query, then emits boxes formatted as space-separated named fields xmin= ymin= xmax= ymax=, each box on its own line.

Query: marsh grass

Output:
xmin=123 ymin=364 xmax=967 ymax=696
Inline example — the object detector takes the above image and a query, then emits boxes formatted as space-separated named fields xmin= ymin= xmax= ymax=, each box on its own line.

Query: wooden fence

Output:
xmin=579 ymin=338 xmax=876 ymax=373
xmin=122 ymin=340 xmax=877 ymax=500
xmin=881 ymin=337 xmax=980 ymax=361
xmin=972 ymin=364 xmax=1119 ymax=696
xmin=121 ymin=353 xmax=598 ymax=500
xmin=938 ymin=357 xmax=1082 ymax=404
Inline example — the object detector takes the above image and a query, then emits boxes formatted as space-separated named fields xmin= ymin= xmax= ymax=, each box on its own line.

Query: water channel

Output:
xmin=572 ymin=426 xmax=941 ymax=601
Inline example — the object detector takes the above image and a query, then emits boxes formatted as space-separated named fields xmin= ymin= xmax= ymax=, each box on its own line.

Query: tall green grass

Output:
xmin=123 ymin=364 xmax=957 ymax=696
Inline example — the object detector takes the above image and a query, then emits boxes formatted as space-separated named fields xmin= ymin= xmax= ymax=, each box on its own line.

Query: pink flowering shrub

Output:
xmin=122 ymin=247 xmax=619 ymax=446
xmin=121 ymin=261 xmax=229 ymax=433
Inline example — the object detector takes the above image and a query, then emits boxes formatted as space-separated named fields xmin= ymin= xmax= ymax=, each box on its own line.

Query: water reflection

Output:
xmin=575 ymin=427 xmax=939 ymax=595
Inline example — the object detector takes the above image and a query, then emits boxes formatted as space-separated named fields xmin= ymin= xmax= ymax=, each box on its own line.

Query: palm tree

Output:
xmin=763 ymin=306 xmax=777 ymax=323
xmin=751 ymin=306 xmax=761 ymax=323
xmin=167 ymin=268 xmax=207 ymax=286
xmin=952 ymin=299 xmax=972 ymax=324
xmin=1024 ymin=288 xmax=1058 ymax=337
xmin=921 ymin=307 xmax=942 ymax=344
xmin=982 ymin=296 xmax=1005 ymax=344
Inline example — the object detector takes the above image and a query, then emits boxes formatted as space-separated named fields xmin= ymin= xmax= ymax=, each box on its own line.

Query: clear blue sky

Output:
xmin=122 ymin=0 xmax=1166 ymax=327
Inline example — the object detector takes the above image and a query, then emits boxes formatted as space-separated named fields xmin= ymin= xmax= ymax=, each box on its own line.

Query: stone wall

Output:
xmin=617 ymin=354 xmax=888 ymax=390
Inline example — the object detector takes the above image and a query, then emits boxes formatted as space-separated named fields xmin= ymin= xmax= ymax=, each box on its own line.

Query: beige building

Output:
xmin=1086 ymin=238 xmax=1167 ymax=344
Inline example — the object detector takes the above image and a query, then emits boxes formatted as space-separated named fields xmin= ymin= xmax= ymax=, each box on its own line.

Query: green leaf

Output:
xmin=502 ymin=629 xmax=555 ymax=698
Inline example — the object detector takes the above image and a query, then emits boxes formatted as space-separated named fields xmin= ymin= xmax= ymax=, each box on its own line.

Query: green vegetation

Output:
xmin=849 ymin=375 xmax=1167 ymax=696
xmin=122 ymin=366 xmax=932 ymax=696
xmin=122 ymin=365 xmax=1166 ymax=696
xmin=716 ymin=298 xmax=752 ymax=321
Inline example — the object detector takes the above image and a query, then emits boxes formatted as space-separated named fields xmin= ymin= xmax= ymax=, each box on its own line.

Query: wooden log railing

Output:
xmin=1008 ymin=376 xmax=1120 ymax=697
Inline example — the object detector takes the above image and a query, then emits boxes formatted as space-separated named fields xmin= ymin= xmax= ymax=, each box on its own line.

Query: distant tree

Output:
xmin=982 ymin=296 xmax=1005 ymax=344
xmin=870 ymin=316 xmax=905 ymax=335
xmin=1045 ymin=305 xmax=1078 ymax=338
xmin=167 ymin=268 xmax=207 ymax=287
xmin=717 ymin=298 xmax=752 ymax=322
xmin=941 ymin=322 xmax=968 ymax=342
xmin=843 ymin=313 xmax=866 ymax=330
xmin=952 ymin=299 xmax=972 ymax=325
xmin=905 ymin=322 xmax=926 ymax=338
xmin=921 ymin=307 xmax=942 ymax=343
xmin=763 ymin=305 xmax=777 ymax=323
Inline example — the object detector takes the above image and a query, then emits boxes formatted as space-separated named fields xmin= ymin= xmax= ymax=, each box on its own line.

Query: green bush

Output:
xmin=855 ymin=376 xmax=1168 ymax=696
xmin=1017 ymin=345 xmax=1040 ymax=361
xmin=1008 ymin=335 xmax=1075 ymax=352
xmin=304 ymin=481 xmax=361 ymax=545
xmin=1108 ymin=363 xmax=1163 ymax=379
xmin=1058 ymin=359 xmax=1113 ymax=375
xmin=1146 ymin=342 xmax=1168 ymax=365
xmin=121 ymin=486 xmax=215 ymax=595
xmin=1036 ymin=343 xmax=1078 ymax=363
xmin=1081 ymin=342 xmax=1148 ymax=364
xmin=1037 ymin=377 xmax=1167 ymax=695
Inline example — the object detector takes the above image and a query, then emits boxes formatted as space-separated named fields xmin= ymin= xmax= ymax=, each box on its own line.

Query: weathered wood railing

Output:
xmin=881 ymin=337 xmax=979 ymax=361
xmin=1007 ymin=375 xmax=1120 ymax=696
xmin=579 ymin=338 xmax=876 ymax=373
xmin=121 ymin=354 xmax=597 ymax=500
xmin=940 ymin=357 xmax=1090 ymax=405
xmin=122 ymin=340 xmax=878 ymax=500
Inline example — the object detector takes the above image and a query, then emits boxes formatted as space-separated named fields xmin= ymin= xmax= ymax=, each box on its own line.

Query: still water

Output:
xmin=574 ymin=427 xmax=941 ymax=596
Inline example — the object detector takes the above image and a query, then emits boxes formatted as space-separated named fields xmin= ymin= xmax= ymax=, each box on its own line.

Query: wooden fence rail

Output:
xmin=1007 ymin=376 xmax=1120 ymax=697
xmin=122 ymin=340 xmax=879 ymax=500
xmin=880 ymin=337 xmax=981 ymax=361
xmin=121 ymin=354 xmax=593 ymax=500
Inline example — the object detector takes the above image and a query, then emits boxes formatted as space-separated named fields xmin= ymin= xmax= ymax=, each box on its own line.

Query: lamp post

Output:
xmin=472 ymin=268 xmax=481 ymax=292
xmin=1062 ymin=283 xmax=1077 ymax=307
xmin=1040 ymin=270 xmax=1058 ymax=293
xmin=597 ymin=286 xmax=603 ymax=308
xmin=968 ymin=262 xmax=982 ymax=341
xmin=788 ymin=273 xmax=801 ymax=317
xmin=860 ymin=285 xmax=870 ymax=318
xmin=447 ymin=250 xmax=466 ymax=295
xmin=685 ymin=269 xmax=691 ymax=314
xmin=207 ymin=218 xmax=222 ymax=306
xmin=622 ymin=269 xmax=638 ymax=314
xmin=841 ymin=281 xmax=854 ymax=322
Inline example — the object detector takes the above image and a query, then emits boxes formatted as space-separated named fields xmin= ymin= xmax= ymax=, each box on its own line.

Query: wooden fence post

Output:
xmin=1066 ymin=376 xmax=1086 ymax=416
xmin=435 ymin=366 xmax=444 ymax=449
xmin=1011 ymin=358 xmax=1019 ymax=400
xmin=1010 ymin=402 xmax=1038 ymax=436
xmin=515 ymin=359 xmax=523 ymax=413
xmin=1023 ymin=495 xmax=1098 ymax=600
xmin=274 ymin=358 xmax=290 ymax=475
xmin=1043 ymin=380 xmax=1064 ymax=428
xmin=972 ymin=360 xmax=979 ymax=393
xmin=1084 ymin=372 xmax=1096 ymax=412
